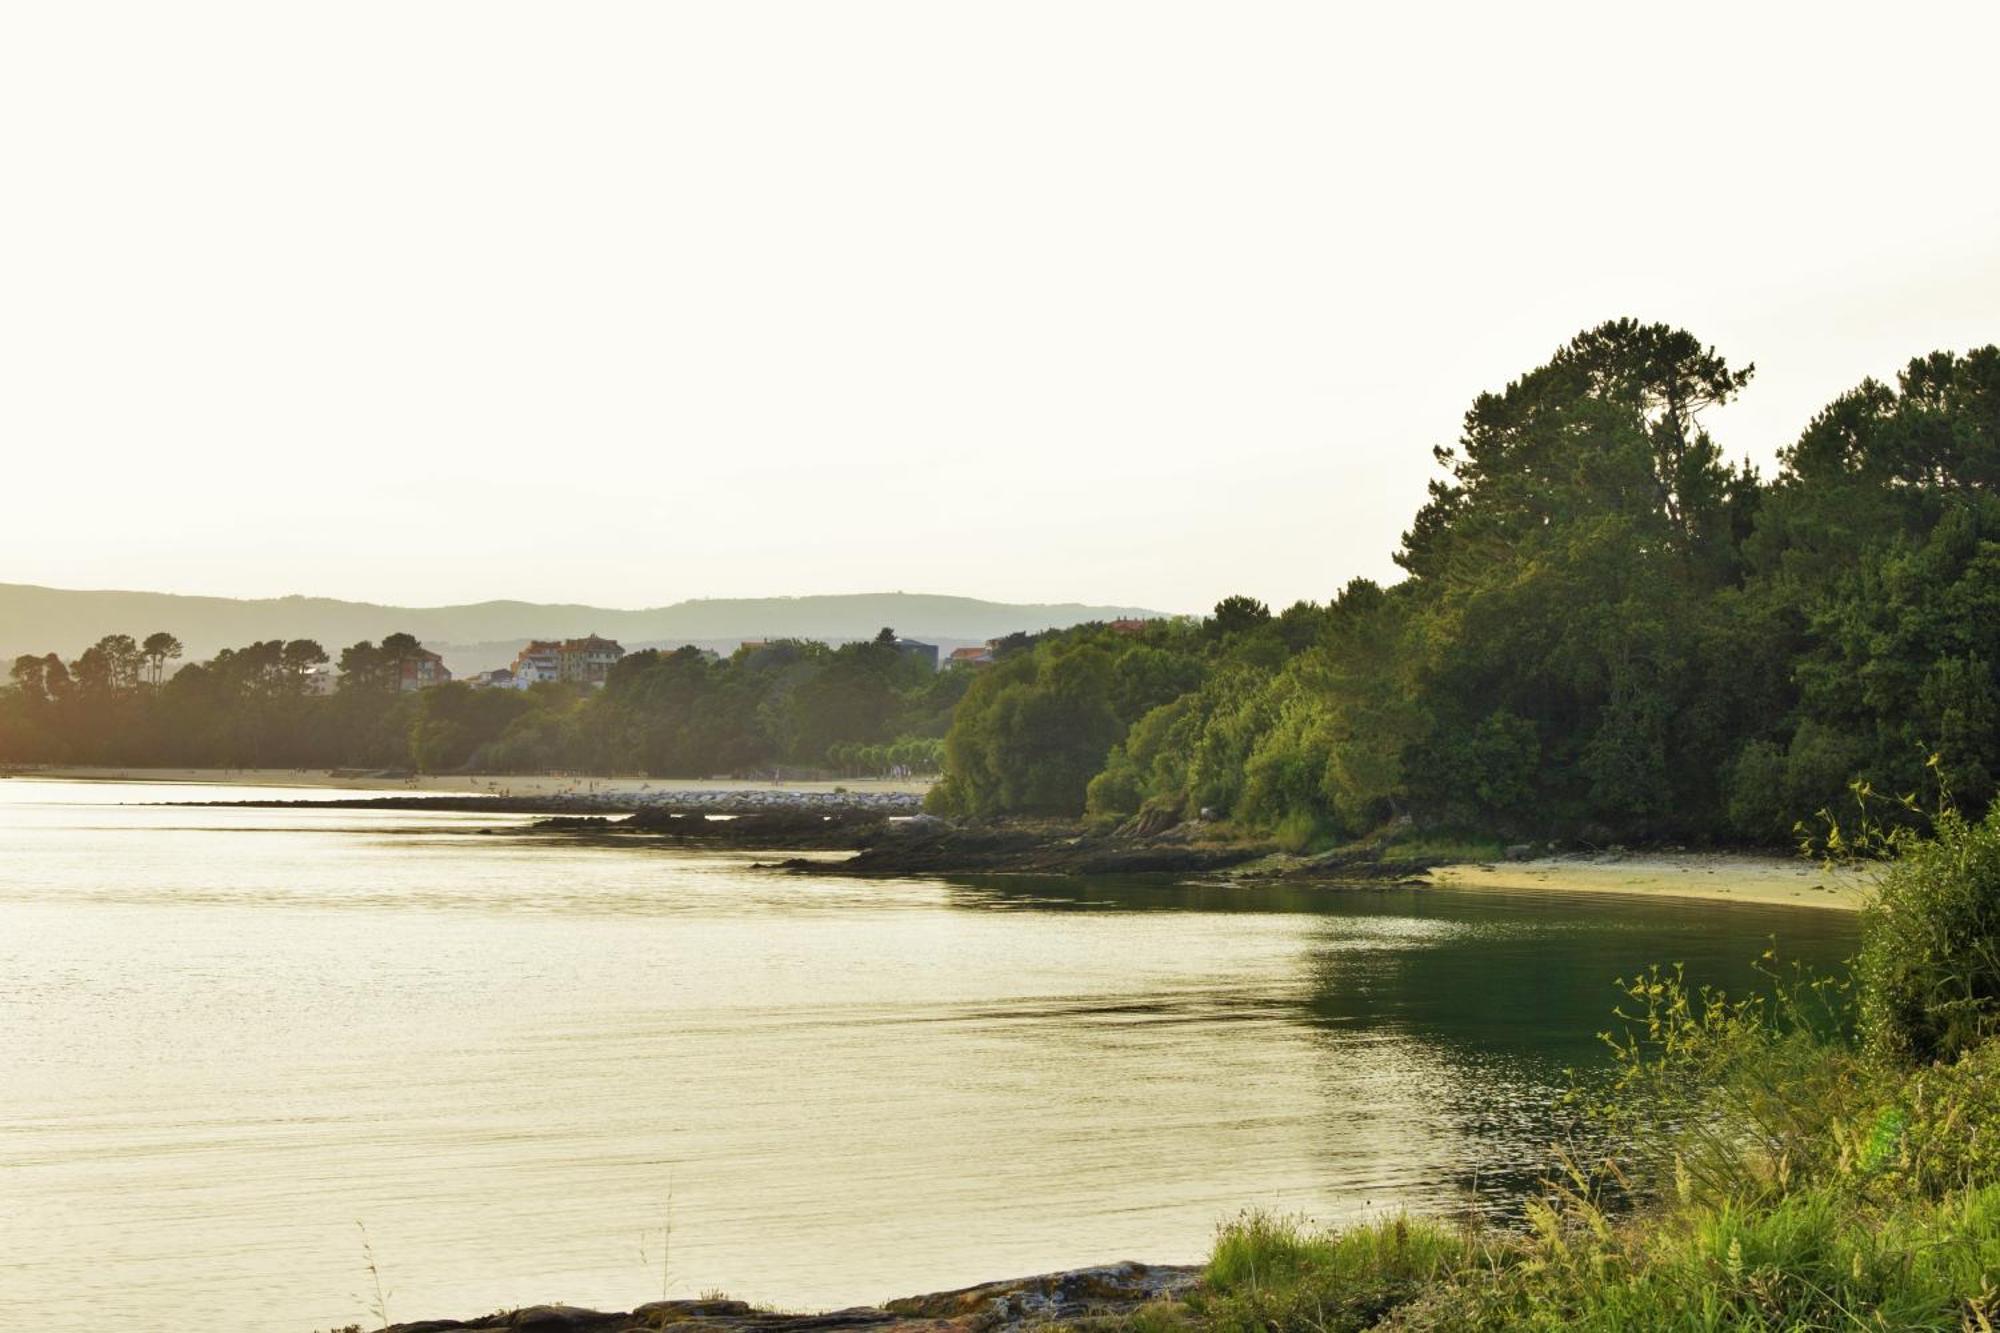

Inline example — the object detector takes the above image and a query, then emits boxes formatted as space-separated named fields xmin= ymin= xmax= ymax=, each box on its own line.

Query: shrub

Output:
xmin=1270 ymin=809 xmax=1330 ymax=854
xmin=1857 ymin=804 xmax=2000 ymax=1064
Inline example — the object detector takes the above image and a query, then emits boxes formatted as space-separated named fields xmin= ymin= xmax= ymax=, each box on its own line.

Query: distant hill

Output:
xmin=0 ymin=583 xmax=1169 ymax=675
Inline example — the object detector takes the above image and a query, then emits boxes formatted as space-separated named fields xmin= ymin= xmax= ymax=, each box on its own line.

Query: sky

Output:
xmin=3 ymin=3 xmax=1997 ymax=617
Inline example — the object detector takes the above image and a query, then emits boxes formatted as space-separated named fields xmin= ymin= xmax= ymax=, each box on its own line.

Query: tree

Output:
xmin=141 ymin=632 xmax=184 ymax=687
xmin=280 ymin=640 xmax=328 ymax=692
xmin=1205 ymin=596 xmax=1272 ymax=643
xmin=10 ymin=655 xmax=49 ymax=705
xmin=380 ymin=632 xmax=422 ymax=690
xmin=1400 ymin=318 xmax=1755 ymax=586
xmin=72 ymin=635 xmax=143 ymax=697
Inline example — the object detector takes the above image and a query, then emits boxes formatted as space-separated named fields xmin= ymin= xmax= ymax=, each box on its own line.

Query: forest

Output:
xmin=930 ymin=321 xmax=2000 ymax=845
xmin=6 ymin=319 xmax=1997 ymax=845
xmin=0 ymin=629 xmax=959 ymax=779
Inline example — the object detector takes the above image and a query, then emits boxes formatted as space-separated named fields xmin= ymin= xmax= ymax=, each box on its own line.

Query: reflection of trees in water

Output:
xmin=1290 ymin=891 xmax=1857 ymax=1217
xmin=938 ymin=875 xmax=1858 ymax=1220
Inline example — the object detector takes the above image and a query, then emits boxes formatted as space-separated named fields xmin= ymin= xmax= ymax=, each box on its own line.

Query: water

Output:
xmin=0 ymin=779 xmax=1858 ymax=1332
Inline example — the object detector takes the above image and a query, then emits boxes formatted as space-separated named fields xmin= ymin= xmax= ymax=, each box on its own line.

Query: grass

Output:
xmin=1195 ymin=1212 xmax=1495 ymax=1333
xmin=1377 ymin=827 xmax=1510 ymax=864
xmin=1158 ymin=1169 xmax=2000 ymax=1331
xmin=1273 ymin=810 xmax=1338 ymax=854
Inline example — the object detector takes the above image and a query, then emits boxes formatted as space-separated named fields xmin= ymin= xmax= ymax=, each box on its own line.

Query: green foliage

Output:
xmin=1857 ymin=803 xmax=2000 ymax=1065
xmin=0 ymin=628 xmax=965 ymax=778
xmin=1076 ymin=816 xmax=2000 ymax=1333
xmin=945 ymin=643 xmax=1121 ymax=815
xmin=928 ymin=326 xmax=2000 ymax=851
xmin=1196 ymin=1212 xmax=1488 ymax=1333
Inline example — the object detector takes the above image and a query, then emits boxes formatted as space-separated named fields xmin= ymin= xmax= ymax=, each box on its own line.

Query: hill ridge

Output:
xmin=0 ymin=582 xmax=1170 ymax=674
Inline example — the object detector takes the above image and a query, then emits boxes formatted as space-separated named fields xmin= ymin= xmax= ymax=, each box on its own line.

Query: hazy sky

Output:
xmin=4 ymin=3 xmax=1996 ymax=615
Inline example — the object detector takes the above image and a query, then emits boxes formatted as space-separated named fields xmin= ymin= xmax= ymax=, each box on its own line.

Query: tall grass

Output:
xmin=1198 ymin=1212 xmax=1493 ymax=1333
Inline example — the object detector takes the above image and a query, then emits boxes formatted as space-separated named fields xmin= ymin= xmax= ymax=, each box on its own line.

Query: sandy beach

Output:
xmin=1427 ymin=852 xmax=1872 ymax=912
xmin=6 ymin=765 xmax=935 ymax=798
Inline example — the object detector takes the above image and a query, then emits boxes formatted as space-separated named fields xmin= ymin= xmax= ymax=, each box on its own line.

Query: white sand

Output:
xmin=1428 ymin=852 xmax=1871 ymax=912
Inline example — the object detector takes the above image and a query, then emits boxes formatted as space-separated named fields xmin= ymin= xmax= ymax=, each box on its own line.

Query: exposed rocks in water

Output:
xmin=174 ymin=788 xmax=925 ymax=819
xmin=1255 ymin=844 xmax=1446 ymax=883
xmin=589 ymin=807 xmax=889 ymax=850
xmin=177 ymin=791 xmax=1448 ymax=880
xmin=365 ymin=1261 xmax=1201 ymax=1333
xmin=786 ymin=819 xmax=1264 ymax=877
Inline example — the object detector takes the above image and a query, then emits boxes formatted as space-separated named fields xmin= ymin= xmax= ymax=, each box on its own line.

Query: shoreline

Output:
xmin=8 ymin=768 xmax=1869 ymax=911
xmin=1424 ymin=851 xmax=1870 ymax=912
xmin=356 ymin=1261 xmax=1203 ymax=1333
xmin=4 ymin=764 xmax=934 ymax=797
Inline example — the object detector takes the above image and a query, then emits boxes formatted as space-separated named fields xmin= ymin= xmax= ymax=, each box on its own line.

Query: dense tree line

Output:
xmin=10 ymin=320 xmax=1994 ymax=840
xmin=930 ymin=321 xmax=2000 ymax=846
xmin=0 ymin=628 xmax=963 ymax=777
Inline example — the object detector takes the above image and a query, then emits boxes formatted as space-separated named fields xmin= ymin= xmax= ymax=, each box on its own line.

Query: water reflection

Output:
xmin=938 ymin=874 xmax=1857 ymax=1212
xmin=0 ymin=783 xmax=1857 ymax=1332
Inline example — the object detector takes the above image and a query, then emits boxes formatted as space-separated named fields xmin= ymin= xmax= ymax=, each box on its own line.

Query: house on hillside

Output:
xmin=557 ymin=634 xmax=624 ymax=686
xmin=507 ymin=635 xmax=624 ymax=688
xmin=891 ymin=638 xmax=939 ymax=671
xmin=1108 ymin=618 xmax=1150 ymax=636
xmin=397 ymin=649 xmax=452 ymax=691
xmin=947 ymin=645 xmax=994 ymax=668
xmin=511 ymin=640 xmax=563 ymax=685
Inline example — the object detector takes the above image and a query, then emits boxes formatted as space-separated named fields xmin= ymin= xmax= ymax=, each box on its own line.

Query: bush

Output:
xmin=1857 ymin=804 xmax=2000 ymax=1064
xmin=1270 ymin=809 xmax=1331 ymax=854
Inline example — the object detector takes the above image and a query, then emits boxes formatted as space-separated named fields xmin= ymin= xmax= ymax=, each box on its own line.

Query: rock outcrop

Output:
xmin=787 ymin=822 xmax=1261 ymax=877
xmin=370 ymin=1261 xmax=1202 ymax=1333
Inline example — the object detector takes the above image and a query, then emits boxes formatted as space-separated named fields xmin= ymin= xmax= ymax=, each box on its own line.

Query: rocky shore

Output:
xmin=170 ymin=789 xmax=1855 ymax=907
xmin=177 ymin=788 xmax=925 ymax=817
xmin=178 ymin=790 xmax=1451 ymax=881
xmin=357 ymin=1261 xmax=1201 ymax=1333
xmin=785 ymin=817 xmax=1272 ymax=877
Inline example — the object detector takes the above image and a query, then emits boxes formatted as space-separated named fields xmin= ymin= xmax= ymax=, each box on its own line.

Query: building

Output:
xmin=890 ymin=637 xmax=939 ymax=672
xmin=509 ymin=635 xmax=625 ymax=688
xmin=471 ymin=667 xmax=521 ymax=690
xmin=303 ymin=665 xmax=341 ymax=695
xmin=947 ymin=645 xmax=994 ymax=668
xmin=557 ymin=634 xmax=624 ymax=686
xmin=511 ymin=640 xmax=563 ymax=685
xmin=397 ymin=649 xmax=452 ymax=691
xmin=1108 ymin=618 xmax=1151 ymax=636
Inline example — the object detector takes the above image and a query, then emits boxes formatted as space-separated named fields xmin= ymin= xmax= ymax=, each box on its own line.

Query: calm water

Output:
xmin=0 ymin=779 xmax=1858 ymax=1332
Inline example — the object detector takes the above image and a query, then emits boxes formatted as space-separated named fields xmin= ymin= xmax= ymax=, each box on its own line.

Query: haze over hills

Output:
xmin=0 ymin=583 xmax=1170 ymax=675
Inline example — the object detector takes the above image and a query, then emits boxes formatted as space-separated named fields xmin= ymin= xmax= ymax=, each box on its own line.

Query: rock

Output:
xmin=881 ymin=814 xmax=950 ymax=836
xmin=507 ymin=1308 xmax=623 ymax=1330
xmin=882 ymin=1261 xmax=1202 ymax=1329
xmin=1114 ymin=804 xmax=1182 ymax=839
xmin=804 ymin=823 xmax=1258 ymax=877
xmin=1503 ymin=843 xmax=1535 ymax=862
xmin=376 ymin=1263 xmax=1199 ymax=1333
xmin=381 ymin=1306 xmax=627 ymax=1332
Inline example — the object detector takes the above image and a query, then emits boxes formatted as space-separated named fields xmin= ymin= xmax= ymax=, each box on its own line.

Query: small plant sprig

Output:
xmin=1797 ymin=749 xmax=1954 ymax=867
xmin=354 ymin=1221 xmax=392 ymax=1330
